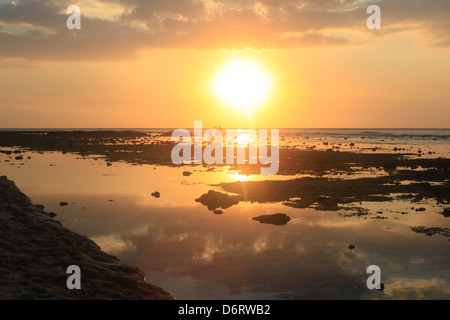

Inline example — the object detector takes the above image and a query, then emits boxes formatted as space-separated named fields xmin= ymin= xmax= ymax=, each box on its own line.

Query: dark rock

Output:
xmin=252 ymin=213 xmax=291 ymax=226
xmin=183 ymin=171 xmax=192 ymax=177
xmin=106 ymin=162 xmax=112 ymax=166
xmin=59 ymin=202 xmax=68 ymax=207
xmin=195 ymin=190 xmax=240 ymax=211
xmin=213 ymin=210 xmax=223 ymax=215
xmin=151 ymin=191 xmax=160 ymax=198
xmin=415 ymin=207 xmax=426 ymax=212
xmin=411 ymin=226 xmax=450 ymax=239
xmin=441 ymin=209 xmax=450 ymax=218
xmin=348 ymin=245 xmax=356 ymax=250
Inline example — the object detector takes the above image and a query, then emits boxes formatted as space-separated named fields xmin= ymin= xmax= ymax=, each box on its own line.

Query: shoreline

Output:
xmin=0 ymin=175 xmax=174 ymax=300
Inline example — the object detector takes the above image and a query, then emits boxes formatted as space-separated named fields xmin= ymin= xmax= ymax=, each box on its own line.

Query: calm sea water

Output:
xmin=2 ymin=128 xmax=449 ymax=138
xmin=0 ymin=129 xmax=449 ymax=299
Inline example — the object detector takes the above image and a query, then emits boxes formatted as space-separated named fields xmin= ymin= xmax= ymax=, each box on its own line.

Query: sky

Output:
xmin=0 ymin=0 xmax=449 ymax=128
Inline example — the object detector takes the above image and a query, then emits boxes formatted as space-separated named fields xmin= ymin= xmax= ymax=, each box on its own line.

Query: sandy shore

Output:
xmin=0 ymin=175 xmax=174 ymax=300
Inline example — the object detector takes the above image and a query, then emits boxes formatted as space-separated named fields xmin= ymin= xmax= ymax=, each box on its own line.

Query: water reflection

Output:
xmin=0 ymin=150 xmax=449 ymax=299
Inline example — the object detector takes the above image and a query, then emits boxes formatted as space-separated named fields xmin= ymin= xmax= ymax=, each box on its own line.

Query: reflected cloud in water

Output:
xmin=1 ymin=150 xmax=448 ymax=299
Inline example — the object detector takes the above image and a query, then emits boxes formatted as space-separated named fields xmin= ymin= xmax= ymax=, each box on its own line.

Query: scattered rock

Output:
xmin=411 ymin=226 xmax=450 ymax=238
xmin=183 ymin=171 xmax=192 ymax=177
xmin=59 ymin=202 xmax=68 ymax=207
xmin=415 ymin=207 xmax=426 ymax=212
xmin=252 ymin=213 xmax=291 ymax=226
xmin=441 ymin=209 xmax=450 ymax=218
xmin=106 ymin=163 xmax=112 ymax=167
xmin=48 ymin=212 xmax=57 ymax=218
xmin=213 ymin=210 xmax=223 ymax=215
xmin=348 ymin=245 xmax=356 ymax=250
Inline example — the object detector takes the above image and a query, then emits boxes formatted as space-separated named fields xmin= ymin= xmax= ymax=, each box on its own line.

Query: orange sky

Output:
xmin=0 ymin=0 xmax=449 ymax=128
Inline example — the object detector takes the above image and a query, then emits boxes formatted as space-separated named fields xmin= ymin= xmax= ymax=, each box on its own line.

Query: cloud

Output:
xmin=118 ymin=0 xmax=206 ymax=21
xmin=0 ymin=0 xmax=448 ymax=61
xmin=0 ymin=58 xmax=37 ymax=68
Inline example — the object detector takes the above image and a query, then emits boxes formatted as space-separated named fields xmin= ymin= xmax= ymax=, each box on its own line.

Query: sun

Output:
xmin=211 ymin=58 xmax=273 ymax=115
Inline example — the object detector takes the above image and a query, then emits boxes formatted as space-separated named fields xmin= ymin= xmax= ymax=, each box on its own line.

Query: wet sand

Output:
xmin=0 ymin=176 xmax=173 ymax=300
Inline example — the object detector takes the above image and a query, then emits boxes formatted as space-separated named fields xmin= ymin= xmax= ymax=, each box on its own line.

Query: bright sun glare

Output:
xmin=211 ymin=58 xmax=273 ymax=115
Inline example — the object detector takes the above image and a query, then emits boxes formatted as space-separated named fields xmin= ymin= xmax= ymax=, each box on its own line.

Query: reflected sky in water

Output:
xmin=1 ymin=150 xmax=449 ymax=299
